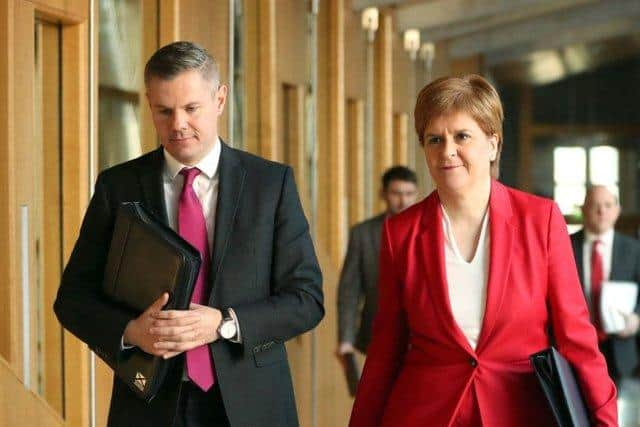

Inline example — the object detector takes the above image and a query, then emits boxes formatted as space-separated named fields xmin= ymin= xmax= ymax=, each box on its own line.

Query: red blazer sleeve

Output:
xmin=348 ymin=219 xmax=409 ymax=427
xmin=546 ymin=202 xmax=618 ymax=426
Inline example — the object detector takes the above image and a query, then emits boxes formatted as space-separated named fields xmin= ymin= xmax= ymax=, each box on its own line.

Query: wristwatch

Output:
xmin=217 ymin=308 xmax=238 ymax=341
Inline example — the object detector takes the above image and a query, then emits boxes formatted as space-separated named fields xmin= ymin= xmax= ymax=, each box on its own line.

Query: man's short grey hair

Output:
xmin=144 ymin=41 xmax=219 ymax=86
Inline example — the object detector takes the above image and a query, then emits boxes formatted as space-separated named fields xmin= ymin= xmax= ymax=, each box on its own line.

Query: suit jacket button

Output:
xmin=469 ymin=358 xmax=478 ymax=367
xmin=253 ymin=346 xmax=260 ymax=354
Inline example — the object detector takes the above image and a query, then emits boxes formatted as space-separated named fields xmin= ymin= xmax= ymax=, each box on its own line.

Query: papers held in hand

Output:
xmin=600 ymin=281 xmax=638 ymax=334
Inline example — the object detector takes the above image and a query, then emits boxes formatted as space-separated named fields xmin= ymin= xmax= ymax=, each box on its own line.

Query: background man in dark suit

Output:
xmin=336 ymin=166 xmax=417 ymax=359
xmin=54 ymin=41 xmax=324 ymax=427
xmin=571 ymin=185 xmax=640 ymax=381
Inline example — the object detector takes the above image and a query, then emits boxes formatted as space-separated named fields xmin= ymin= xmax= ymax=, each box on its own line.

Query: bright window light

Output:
xmin=589 ymin=146 xmax=619 ymax=185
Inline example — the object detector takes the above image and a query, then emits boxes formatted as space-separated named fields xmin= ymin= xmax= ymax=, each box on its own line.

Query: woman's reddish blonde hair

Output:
xmin=414 ymin=74 xmax=504 ymax=179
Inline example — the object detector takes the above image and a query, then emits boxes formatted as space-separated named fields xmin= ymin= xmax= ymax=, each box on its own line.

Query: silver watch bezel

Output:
xmin=219 ymin=314 xmax=237 ymax=340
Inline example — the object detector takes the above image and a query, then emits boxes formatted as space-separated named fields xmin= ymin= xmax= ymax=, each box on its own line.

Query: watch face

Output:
xmin=221 ymin=321 xmax=237 ymax=339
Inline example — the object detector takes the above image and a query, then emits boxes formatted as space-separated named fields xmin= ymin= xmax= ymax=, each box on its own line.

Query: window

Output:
xmin=553 ymin=144 xmax=620 ymax=231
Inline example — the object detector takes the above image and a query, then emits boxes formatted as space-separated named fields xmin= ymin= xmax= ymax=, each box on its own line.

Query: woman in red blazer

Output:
xmin=348 ymin=75 xmax=617 ymax=426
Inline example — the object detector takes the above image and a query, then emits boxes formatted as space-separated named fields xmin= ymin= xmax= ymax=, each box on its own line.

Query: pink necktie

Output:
xmin=178 ymin=167 xmax=215 ymax=391
xmin=591 ymin=240 xmax=606 ymax=341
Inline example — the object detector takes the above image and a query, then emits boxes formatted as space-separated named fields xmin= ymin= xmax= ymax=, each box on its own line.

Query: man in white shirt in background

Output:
xmin=571 ymin=185 xmax=640 ymax=381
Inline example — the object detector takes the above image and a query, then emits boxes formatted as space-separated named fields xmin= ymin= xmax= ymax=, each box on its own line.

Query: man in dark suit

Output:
xmin=54 ymin=41 xmax=324 ymax=427
xmin=571 ymin=185 xmax=640 ymax=380
xmin=336 ymin=166 xmax=417 ymax=358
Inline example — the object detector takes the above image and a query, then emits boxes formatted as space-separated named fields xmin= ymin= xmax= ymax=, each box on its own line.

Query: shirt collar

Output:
xmin=584 ymin=228 xmax=614 ymax=246
xmin=163 ymin=138 xmax=221 ymax=180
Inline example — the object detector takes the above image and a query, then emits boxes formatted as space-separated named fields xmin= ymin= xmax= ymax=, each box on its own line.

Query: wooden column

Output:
xmin=13 ymin=0 xmax=36 ymax=389
xmin=450 ymin=54 xmax=482 ymax=76
xmin=284 ymin=84 xmax=310 ymax=214
xmin=62 ymin=20 xmax=91 ymax=427
xmin=374 ymin=10 xmax=393 ymax=211
xmin=327 ymin=0 xmax=346 ymax=265
xmin=258 ymin=0 xmax=277 ymax=160
xmin=159 ymin=0 xmax=179 ymax=46
xmin=348 ymin=99 xmax=365 ymax=227
xmin=140 ymin=0 xmax=160 ymax=153
xmin=0 ymin=0 xmax=17 ymax=367
xmin=393 ymin=112 xmax=408 ymax=166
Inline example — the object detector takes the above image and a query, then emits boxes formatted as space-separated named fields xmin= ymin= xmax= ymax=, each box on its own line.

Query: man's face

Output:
xmin=382 ymin=180 xmax=418 ymax=215
xmin=582 ymin=186 xmax=620 ymax=235
xmin=146 ymin=70 xmax=227 ymax=165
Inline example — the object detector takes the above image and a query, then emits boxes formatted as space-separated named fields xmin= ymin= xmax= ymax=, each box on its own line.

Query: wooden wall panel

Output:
xmin=393 ymin=112 xmax=408 ymax=166
xmin=348 ymin=99 xmax=365 ymax=227
xmin=61 ymin=20 xmax=91 ymax=427
xmin=179 ymin=0 xmax=230 ymax=140
xmin=1 ymin=358 xmax=63 ymax=427
xmin=327 ymin=0 xmax=346 ymax=266
xmin=14 ymin=0 xmax=36 ymax=385
xmin=242 ymin=0 xmax=259 ymax=155
xmin=344 ymin=3 xmax=366 ymax=101
xmin=141 ymin=0 xmax=160 ymax=153
xmin=276 ymin=0 xmax=308 ymax=163
xmin=0 ymin=0 xmax=17 ymax=367
xmin=258 ymin=0 xmax=277 ymax=160
xmin=40 ymin=21 xmax=64 ymax=415
xmin=374 ymin=10 xmax=393 ymax=212
xmin=29 ymin=0 xmax=87 ymax=22
xmin=283 ymin=83 xmax=312 ymax=427
xmin=159 ymin=0 xmax=179 ymax=45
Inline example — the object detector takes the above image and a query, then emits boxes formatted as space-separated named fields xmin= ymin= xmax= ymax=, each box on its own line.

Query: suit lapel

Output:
xmin=419 ymin=192 xmax=475 ymax=354
xmin=370 ymin=213 xmax=385 ymax=254
xmin=138 ymin=147 xmax=170 ymax=226
xmin=209 ymin=142 xmax=246 ymax=303
xmin=610 ymin=232 xmax=622 ymax=280
xmin=475 ymin=181 xmax=515 ymax=353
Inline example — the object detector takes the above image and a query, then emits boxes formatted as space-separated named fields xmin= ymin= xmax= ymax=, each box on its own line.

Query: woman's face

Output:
xmin=422 ymin=111 xmax=498 ymax=195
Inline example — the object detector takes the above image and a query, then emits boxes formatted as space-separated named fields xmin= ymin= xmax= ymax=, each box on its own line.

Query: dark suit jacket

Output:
xmin=571 ymin=229 xmax=640 ymax=378
xmin=54 ymin=143 xmax=324 ymax=427
xmin=337 ymin=214 xmax=384 ymax=353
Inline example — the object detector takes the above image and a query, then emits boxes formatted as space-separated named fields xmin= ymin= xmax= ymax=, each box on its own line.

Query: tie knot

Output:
xmin=180 ymin=167 xmax=201 ymax=187
xmin=593 ymin=239 xmax=602 ymax=248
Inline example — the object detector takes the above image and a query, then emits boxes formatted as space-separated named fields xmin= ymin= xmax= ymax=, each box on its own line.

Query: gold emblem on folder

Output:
xmin=134 ymin=372 xmax=147 ymax=391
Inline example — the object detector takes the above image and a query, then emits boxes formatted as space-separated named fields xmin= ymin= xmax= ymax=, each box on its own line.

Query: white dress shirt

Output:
xmin=441 ymin=205 xmax=490 ymax=350
xmin=581 ymin=228 xmax=614 ymax=311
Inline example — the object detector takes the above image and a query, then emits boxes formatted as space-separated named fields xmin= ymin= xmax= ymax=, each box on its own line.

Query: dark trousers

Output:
xmin=175 ymin=381 xmax=230 ymax=427
xmin=599 ymin=339 xmax=621 ymax=381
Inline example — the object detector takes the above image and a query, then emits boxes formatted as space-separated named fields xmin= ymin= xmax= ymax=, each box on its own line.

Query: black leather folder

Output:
xmin=341 ymin=353 xmax=361 ymax=397
xmin=103 ymin=202 xmax=201 ymax=401
xmin=530 ymin=347 xmax=591 ymax=427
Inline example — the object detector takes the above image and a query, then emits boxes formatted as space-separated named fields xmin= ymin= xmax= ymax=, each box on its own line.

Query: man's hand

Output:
xmin=150 ymin=303 xmax=223 ymax=359
xmin=617 ymin=312 xmax=640 ymax=338
xmin=335 ymin=342 xmax=356 ymax=371
xmin=337 ymin=342 xmax=355 ymax=356
xmin=123 ymin=292 xmax=170 ymax=356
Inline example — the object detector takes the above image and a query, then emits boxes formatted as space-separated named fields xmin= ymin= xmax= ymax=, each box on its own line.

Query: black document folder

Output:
xmin=103 ymin=202 xmax=201 ymax=401
xmin=341 ymin=353 xmax=361 ymax=397
xmin=530 ymin=347 xmax=591 ymax=427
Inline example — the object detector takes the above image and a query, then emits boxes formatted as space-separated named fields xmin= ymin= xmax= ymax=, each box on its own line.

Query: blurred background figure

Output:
xmin=571 ymin=185 xmax=640 ymax=427
xmin=336 ymin=166 xmax=417 ymax=392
